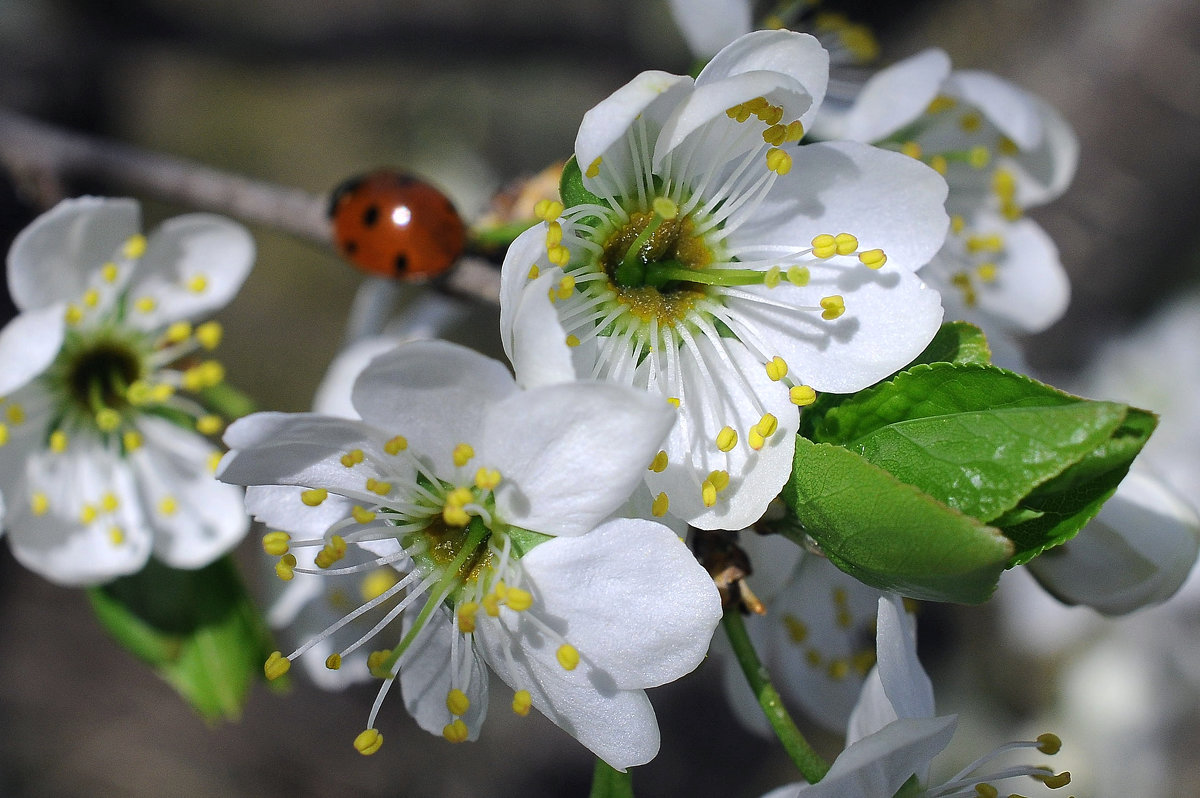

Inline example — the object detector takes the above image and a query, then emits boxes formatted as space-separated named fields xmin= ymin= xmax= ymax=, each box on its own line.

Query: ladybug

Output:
xmin=328 ymin=170 xmax=467 ymax=280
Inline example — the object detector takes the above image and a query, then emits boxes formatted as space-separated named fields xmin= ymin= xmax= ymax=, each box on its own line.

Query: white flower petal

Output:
xmin=737 ymin=527 xmax=804 ymax=602
xmin=1007 ymin=94 xmax=1079 ymax=207
xmin=124 ymin=214 xmax=255 ymax=331
xmin=0 ymin=303 xmax=66 ymax=395
xmin=505 ymin=269 xmax=581 ymax=390
xmin=482 ymin=383 xmax=675 ymax=537
xmin=400 ymin=607 xmax=489 ymax=741
xmin=7 ymin=196 xmax=139 ymax=312
xmin=946 ymin=70 xmax=1045 ymax=151
xmin=874 ymin=594 xmax=933 ymax=722
xmin=312 ymin=335 xmax=410 ymax=418
xmin=245 ymin=484 xmax=356 ymax=538
xmin=1028 ymin=467 xmax=1200 ymax=615
xmin=815 ymin=49 xmax=951 ymax=143
xmin=666 ymin=0 xmax=752 ymax=59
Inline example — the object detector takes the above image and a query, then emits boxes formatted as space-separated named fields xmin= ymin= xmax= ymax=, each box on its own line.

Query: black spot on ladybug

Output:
xmin=362 ymin=204 xmax=380 ymax=228
xmin=394 ymin=253 xmax=409 ymax=273
xmin=344 ymin=240 xmax=358 ymax=255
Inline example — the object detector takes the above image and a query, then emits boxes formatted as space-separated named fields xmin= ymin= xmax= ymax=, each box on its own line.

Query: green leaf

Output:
xmin=783 ymin=438 xmax=1013 ymax=603
xmin=560 ymin=155 xmax=604 ymax=211
xmin=87 ymin=555 xmax=277 ymax=722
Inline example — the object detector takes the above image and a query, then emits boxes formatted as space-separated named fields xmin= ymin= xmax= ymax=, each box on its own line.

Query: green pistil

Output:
xmin=617 ymin=257 xmax=771 ymax=291
xmin=615 ymin=214 xmax=673 ymax=287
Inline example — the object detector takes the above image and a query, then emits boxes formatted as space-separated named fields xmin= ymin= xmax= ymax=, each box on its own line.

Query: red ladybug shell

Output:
xmin=328 ymin=170 xmax=467 ymax=280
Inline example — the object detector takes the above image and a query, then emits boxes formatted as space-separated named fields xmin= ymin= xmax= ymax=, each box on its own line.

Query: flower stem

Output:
xmin=722 ymin=608 xmax=831 ymax=783
xmin=588 ymin=758 xmax=634 ymax=798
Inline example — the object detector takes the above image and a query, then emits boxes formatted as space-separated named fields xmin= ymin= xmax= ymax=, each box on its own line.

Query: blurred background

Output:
xmin=2 ymin=0 xmax=1199 ymax=795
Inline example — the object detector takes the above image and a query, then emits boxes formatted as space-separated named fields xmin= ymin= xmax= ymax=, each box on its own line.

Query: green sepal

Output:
xmin=87 ymin=555 xmax=278 ymax=722
xmin=506 ymin=525 xmax=555 ymax=558
xmin=198 ymin=382 xmax=257 ymax=421
xmin=783 ymin=438 xmax=1013 ymax=603
xmin=589 ymin=759 xmax=635 ymax=798
xmin=560 ymin=155 xmax=605 ymax=211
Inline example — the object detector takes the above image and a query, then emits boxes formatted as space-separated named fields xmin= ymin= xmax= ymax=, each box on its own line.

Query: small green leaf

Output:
xmin=783 ymin=438 xmax=1013 ymax=603
xmin=560 ymin=155 xmax=604 ymax=210
xmin=87 ymin=556 xmax=276 ymax=722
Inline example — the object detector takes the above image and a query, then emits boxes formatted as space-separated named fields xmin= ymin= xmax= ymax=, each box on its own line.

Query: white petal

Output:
xmin=482 ymin=383 xmax=675 ymax=537
xmin=0 ymin=304 xmax=65 ymax=395
xmin=1028 ymin=466 xmax=1200 ymax=615
xmin=1008 ymin=94 xmax=1079 ymax=207
xmin=815 ymin=49 xmax=951 ymax=143
xmin=505 ymin=269 xmax=580 ymax=390
xmin=500 ymin=225 xmax=550 ymax=363
xmin=725 ymin=268 xmax=943 ymax=394
xmin=245 ymin=484 xmax=356 ymax=538
xmin=666 ymin=0 xmax=752 ymax=59
xmin=946 ymin=71 xmax=1044 ymax=150
xmin=697 ymin=30 xmax=829 ymax=132
xmin=874 ymin=594 xmax=934 ymax=721
xmin=400 ymin=607 xmax=489 ymax=740
xmin=123 ymin=214 xmax=255 ymax=330
xmin=313 ymin=335 xmax=410 ymax=418
xmin=517 ymin=518 xmax=721 ymax=686
xmin=350 ymin=340 xmax=518 ymax=476
xmin=7 ymin=197 xmax=139 ymax=312
xmin=130 ymin=416 xmax=249 ymax=569
xmin=737 ymin=527 xmax=804 ymax=602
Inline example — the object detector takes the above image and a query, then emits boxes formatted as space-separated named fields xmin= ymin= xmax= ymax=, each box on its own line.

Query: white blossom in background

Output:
xmin=764 ymin=595 xmax=1072 ymax=798
xmin=666 ymin=0 xmax=751 ymax=60
xmin=0 ymin=197 xmax=253 ymax=585
xmin=502 ymin=30 xmax=947 ymax=531
xmin=219 ymin=340 xmax=722 ymax=769
xmin=815 ymin=48 xmax=1078 ymax=340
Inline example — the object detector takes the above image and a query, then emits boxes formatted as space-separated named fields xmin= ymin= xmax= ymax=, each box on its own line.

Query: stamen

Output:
xmin=651 ymin=492 xmax=669 ymax=517
xmin=648 ymin=450 xmax=668 ymax=472
xmin=511 ymin=690 xmax=532 ymax=716
xmin=262 ymin=531 xmax=291 ymax=555
xmin=300 ymin=488 xmax=328 ymax=506
xmin=556 ymin=644 xmax=580 ymax=671
xmin=264 ymin=650 xmax=291 ymax=680
xmin=353 ymin=728 xmax=383 ymax=756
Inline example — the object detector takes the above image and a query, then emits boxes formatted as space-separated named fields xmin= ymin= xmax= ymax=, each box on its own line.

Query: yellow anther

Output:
xmin=325 ymin=653 xmax=342 ymax=670
xmin=756 ymin=412 xmax=778 ymax=437
xmin=384 ymin=435 xmax=407 ymax=455
xmin=974 ymin=783 xmax=999 ymax=798
xmin=122 ymin=234 xmax=147 ymax=259
xmin=534 ymin=199 xmax=564 ymax=221
xmin=900 ymin=140 xmax=922 ymax=159
xmin=444 ymin=504 xmax=470 ymax=527
xmin=82 ymin=288 xmax=100 ymax=308
xmin=820 ymin=295 xmax=846 ymax=320
xmin=442 ymin=719 xmax=469 ymax=743
xmin=187 ymin=274 xmax=208 ymax=293
xmin=993 ymin=168 xmax=1016 ymax=200
xmin=763 ymin=123 xmax=787 ymax=146
xmin=354 ymin=728 xmax=384 ymax=755
xmin=446 ymin=486 xmax=473 ymax=506
xmin=96 ymin=408 xmax=121 ymax=432
xmin=783 ymin=614 xmax=808 ymax=643
xmin=547 ymin=244 xmax=570 ymax=266
xmin=101 ymin=262 xmax=119 ymax=283
xmin=195 ymin=321 xmax=223 ymax=350
xmin=108 ymin=526 xmax=125 ymax=545
xmin=786 ymin=265 xmax=810 ymax=286
xmin=207 ymin=451 xmax=222 ymax=473
xmin=556 ymin=274 xmax=575 ymax=300
xmin=300 ymin=488 xmax=328 ymax=506
xmin=968 ymin=146 xmax=991 ymax=169
xmin=545 ymin=220 xmax=563 ymax=247
xmin=452 ymin=443 xmax=475 ymax=467
xmin=527 ymin=263 xmax=540 ymax=280
xmin=1036 ymin=733 xmax=1063 ymax=755
xmin=446 ymin=688 xmax=471 ymax=716
xmin=6 ymin=404 xmax=25 ymax=425
xmin=648 ymin=450 xmax=668 ymax=473
xmin=701 ymin=479 xmax=718 ymax=507
xmin=748 ymin=427 xmax=765 ymax=451
xmin=585 ymin=157 xmax=602 ymax=178
xmin=262 ymin=531 xmax=291 ymax=556
xmin=950 ymin=214 xmax=966 ymax=235
xmin=49 ymin=430 xmax=68 ymax=453
xmin=505 ymin=586 xmax=534 ymax=612
xmin=707 ymin=469 xmax=730 ymax=492
xmin=99 ymin=492 xmax=119 ymax=513
xmin=0 ymin=422 xmax=7 ymax=446
xmin=976 ymin=263 xmax=998 ymax=282
xmin=666 ymin=397 xmax=680 ymax=408
xmin=1036 ymin=771 xmax=1072 ymax=789
xmin=64 ymin=304 xmax=83 ymax=325
xmin=927 ymin=94 xmax=957 ymax=113
xmin=811 ymin=233 xmax=837 ymax=259
xmin=765 ymin=147 xmax=792 ymax=175
xmin=360 ymin=568 xmax=399 ymax=602
xmin=457 ymin=602 xmax=479 ymax=634
xmin=556 ymin=643 xmax=580 ymax=671
xmin=340 ymin=448 xmax=365 ymax=468
xmin=366 ymin=649 xmax=393 ymax=679
xmin=365 ymin=478 xmax=392 ymax=496
xmin=716 ymin=426 xmax=738 ymax=452
xmin=726 ymin=102 xmax=752 ymax=123
xmin=1001 ymin=199 xmax=1023 ymax=221
xmin=565 ymin=334 xmax=581 ymax=348
xmin=151 ymin=383 xmax=175 ymax=402
xmin=474 ymin=467 xmax=502 ymax=490
xmin=759 ymin=104 xmax=784 ymax=126
xmin=998 ymin=135 xmax=1019 ymax=156
xmin=858 ymin=249 xmax=887 ymax=269
xmin=790 ymin=385 xmax=817 ymax=406
xmin=31 ymin=492 xmax=49 ymax=516
xmin=512 ymin=690 xmax=532 ymax=717
xmin=264 ymin=651 xmax=291 ymax=681
xmin=765 ymin=356 xmax=788 ymax=381
xmin=134 ymin=296 xmax=156 ymax=314
xmin=652 ymin=196 xmax=679 ymax=220
xmin=764 ymin=265 xmax=782 ymax=288
xmin=314 ymin=535 xmax=347 ymax=569
xmin=966 ymin=234 xmax=1004 ymax=254
xmin=833 ymin=233 xmax=858 ymax=255
xmin=165 ymin=321 xmax=192 ymax=343
xmin=196 ymin=414 xmax=223 ymax=435
xmin=959 ymin=111 xmax=982 ymax=132
xmin=348 ymin=506 xmax=376 ymax=527
xmin=783 ymin=120 xmax=805 ymax=142
xmin=827 ymin=659 xmax=850 ymax=680
xmin=482 ymin=589 xmax=503 ymax=617
xmin=929 ymin=154 xmax=948 ymax=175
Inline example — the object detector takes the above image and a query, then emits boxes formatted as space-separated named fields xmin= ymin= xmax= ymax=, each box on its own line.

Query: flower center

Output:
xmin=49 ymin=326 xmax=150 ymax=425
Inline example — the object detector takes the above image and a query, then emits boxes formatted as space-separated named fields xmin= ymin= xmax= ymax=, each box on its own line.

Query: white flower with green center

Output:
xmin=217 ymin=340 xmax=722 ymax=769
xmin=765 ymin=595 xmax=1073 ymax=798
xmin=500 ymin=30 xmax=949 ymax=530
xmin=815 ymin=48 xmax=1078 ymax=336
xmin=0 ymin=197 xmax=254 ymax=586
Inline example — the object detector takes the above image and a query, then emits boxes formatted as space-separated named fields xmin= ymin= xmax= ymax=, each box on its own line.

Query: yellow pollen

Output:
xmin=512 ymin=690 xmax=532 ymax=717
xmin=900 ymin=140 xmax=922 ymax=159
xmin=262 ymin=531 xmax=291 ymax=556
xmin=151 ymin=382 xmax=175 ymax=402
xmin=505 ymin=586 xmax=534 ymax=612
xmin=783 ymin=120 xmax=805 ymax=141
xmin=534 ymin=199 xmax=564 ymax=221
xmin=474 ymin=467 xmax=502 ymax=490
xmin=787 ymin=265 xmax=810 ymax=286
xmin=134 ymin=296 xmax=156 ymax=314
xmin=457 ymin=602 xmax=479 ymax=634
xmin=95 ymin=408 xmax=121 ymax=432
xmin=446 ymin=688 xmax=471 ymax=716
xmin=384 ymin=435 xmax=408 ymax=455
xmin=968 ymin=146 xmax=991 ymax=169
xmin=833 ymin=232 xmax=858 ymax=255
xmin=820 ymin=295 xmax=846 ymax=320
xmin=196 ymin=415 xmax=223 ymax=435
xmin=300 ymin=488 xmax=328 ymax=506
xmin=31 ymin=492 xmax=49 ymax=516
xmin=1036 ymin=771 xmax=1072 ymax=789
xmin=564 ymin=334 xmax=580 ymax=351
xmin=64 ymin=304 xmax=83 ymax=325
xmin=765 ymin=147 xmax=792 ymax=175
xmin=99 ymin=492 xmax=119 ymax=513
xmin=648 ymin=450 xmax=668 ymax=473
xmin=482 ymin=591 xmax=502 ymax=617
xmin=264 ymin=651 xmax=291 ymax=681
xmin=927 ymin=94 xmax=957 ymax=113
xmin=101 ymin=262 xmax=119 ymax=282
xmin=707 ymin=469 xmax=730 ymax=492
xmin=811 ymin=234 xmax=837 ymax=259
xmin=759 ymin=104 xmax=784 ymax=126
xmin=715 ymin=426 xmax=738 ymax=452
xmin=765 ymin=356 xmax=788 ymax=381
xmin=557 ymin=274 xmax=575 ymax=299
xmin=858 ymin=249 xmax=887 ymax=269
xmin=444 ymin=504 xmax=470 ymax=528
xmin=585 ymin=157 xmax=602 ymax=179
xmin=547 ymin=244 xmax=570 ymax=266
xmin=366 ymin=478 xmax=392 ymax=496
xmin=341 ymin=448 xmax=365 ymax=467
xmin=361 ymin=568 xmax=399 ymax=602
xmin=447 ymin=486 xmax=474 ymax=506
xmin=790 ymin=385 xmax=817 ymax=406
xmin=556 ymin=644 xmax=580 ymax=671
xmin=666 ymin=397 xmax=680 ymax=408
xmin=976 ymin=263 xmax=998 ymax=282
xmin=452 ymin=443 xmax=475 ymax=467
xmin=187 ymin=274 xmax=208 ymax=293
xmin=763 ymin=123 xmax=787 ymax=146
xmin=929 ymin=154 xmax=948 ymax=175
xmin=206 ymin=451 xmax=222 ymax=473
xmin=314 ymin=535 xmax=347 ymax=569
xmin=195 ymin=321 xmax=223 ymax=350
xmin=757 ymin=412 xmax=778 ymax=437
xmin=827 ymin=659 xmax=850 ymax=680
xmin=165 ymin=321 xmax=192 ymax=343
xmin=6 ymin=404 xmax=25 ymax=425
xmin=764 ymin=265 xmax=782 ymax=288
xmin=325 ymin=653 xmax=342 ymax=670
xmin=366 ymin=649 xmax=393 ymax=679
xmin=652 ymin=196 xmax=679 ymax=220
xmin=1036 ymin=733 xmax=1063 ymax=755
xmin=966 ymin=234 xmax=1004 ymax=254
xmin=354 ymin=728 xmax=384 ymax=755
xmin=748 ymin=427 xmax=765 ymax=451
xmin=49 ymin=430 xmax=68 ymax=453
xmin=527 ymin=263 xmax=540 ymax=280
xmin=545 ymin=221 xmax=563 ymax=247
xmin=121 ymin=234 xmax=147 ymax=259
xmin=82 ymin=288 xmax=99 ymax=308
xmin=0 ymin=422 xmax=7 ymax=446
xmin=701 ymin=479 xmax=718 ymax=507
xmin=950 ymin=214 xmax=966 ymax=234
xmin=782 ymin=614 xmax=808 ymax=643
xmin=975 ymin=784 xmax=999 ymax=798
xmin=960 ymin=111 xmax=982 ymax=132
xmin=651 ymin=492 xmax=669 ymax=517
xmin=442 ymin=719 xmax=469 ymax=743
xmin=993 ymin=168 xmax=1017 ymax=200
xmin=998 ymin=135 xmax=1019 ymax=155
xmin=108 ymin=526 xmax=125 ymax=545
